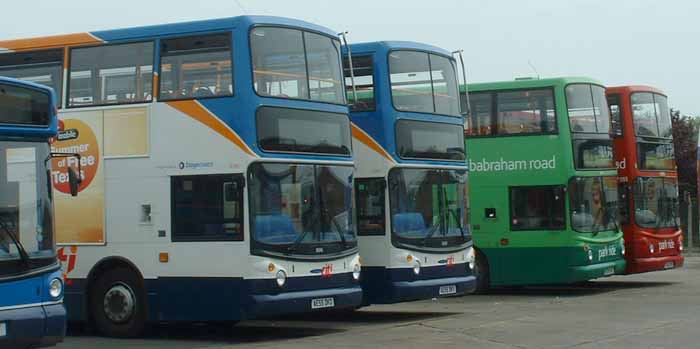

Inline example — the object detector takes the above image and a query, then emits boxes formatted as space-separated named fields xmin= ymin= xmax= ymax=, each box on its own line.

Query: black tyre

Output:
xmin=89 ymin=267 xmax=147 ymax=338
xmin=472 ymin=250 xmax=491 ymax=294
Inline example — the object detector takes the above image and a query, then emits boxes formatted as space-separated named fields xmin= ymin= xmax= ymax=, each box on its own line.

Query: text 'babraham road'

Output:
xmin=468 ymin=156 xmax=557 ymax=172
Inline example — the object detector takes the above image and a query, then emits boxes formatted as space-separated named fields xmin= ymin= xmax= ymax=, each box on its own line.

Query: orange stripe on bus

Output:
xmin=351 ymin=123 xmax=394 ymax=162
xmin=166 ymin=100 xmax=256 ymax=157
xmin=0 ymin=33 xmax=103 ymax=51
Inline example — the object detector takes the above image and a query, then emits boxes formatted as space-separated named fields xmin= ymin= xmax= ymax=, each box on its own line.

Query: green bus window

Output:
xmin=569 ymin=177 xmax=619 ymax=233
xmin=355 ymin=178 xmax=386 ymax=236
xmin=159 ymin=33 xmax=233 ymax=101
xmin=566 ymin=84 xmax=610 ymax=134
xmin=509 ymin=186 xmax=565 ymax=231
xmin=343 ymin=55 xmax=375 ymax=111
xmin=68 ymin=42 xmax=154 ymax=107
xmin=171 ymin=174 xmax=244 ymax=242
xmin=496 ymin=89 xmax=556 ymax=135
xmin=465 ymin=93 xmax=493 ymax=136
xmin=0 ymin=49 xmax=64 ymax=107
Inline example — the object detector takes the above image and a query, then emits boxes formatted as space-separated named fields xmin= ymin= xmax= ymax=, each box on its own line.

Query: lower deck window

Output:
xmin=171 ymin=174 xmax=243 ymax=241
xmin=355 ymin=178 xmax=386 ymax=235
xmin=509 ymin=186 xmax=565 ymax=230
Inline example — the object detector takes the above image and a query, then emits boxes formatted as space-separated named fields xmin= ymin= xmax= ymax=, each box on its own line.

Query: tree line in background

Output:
xmin=671 ymin=109 xmax=699 ymax=200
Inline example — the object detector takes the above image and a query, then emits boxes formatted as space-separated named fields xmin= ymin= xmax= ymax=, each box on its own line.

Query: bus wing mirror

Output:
xmin=68 ymin=167 xmax=80 ymax=197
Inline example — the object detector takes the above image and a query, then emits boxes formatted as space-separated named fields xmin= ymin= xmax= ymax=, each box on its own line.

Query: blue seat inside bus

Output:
xmin=393 ymin=213 xmax=426 ymax=237
xmin=254 ymin=214 xmax=298 ymax=243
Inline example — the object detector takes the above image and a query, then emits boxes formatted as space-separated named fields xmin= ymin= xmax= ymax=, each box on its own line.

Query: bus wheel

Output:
xmin=472 ymin=250 xmax=490 ymax=294
xmin=90 ymin=267 xmax=147 ymax=338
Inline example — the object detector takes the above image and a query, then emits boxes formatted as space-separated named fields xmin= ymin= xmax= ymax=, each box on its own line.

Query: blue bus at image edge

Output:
xmin=0 ymin=77 xmax=67 ymax=348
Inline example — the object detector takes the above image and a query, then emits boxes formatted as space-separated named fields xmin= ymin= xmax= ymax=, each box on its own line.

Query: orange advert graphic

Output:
xmin=51 ymin=114 xmax=105 ymax=244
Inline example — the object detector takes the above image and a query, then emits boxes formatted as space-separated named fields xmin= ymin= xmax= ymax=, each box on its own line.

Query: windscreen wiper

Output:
xmin=317 ymin=184 xmax=349 ymax=248
xmin=443 ymin=187 xmax=466 ymax=239
xmin=0 ymin=216 xmax=30 ymax=264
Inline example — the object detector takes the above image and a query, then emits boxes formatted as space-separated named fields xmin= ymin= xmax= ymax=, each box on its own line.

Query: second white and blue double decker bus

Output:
xmin=0 ymin=77 xmax=74 ymax=348
xmin=0 ymin=16 xmax=362 ymax=337
xmin=343 ymin=41 xmax=475 ymax=304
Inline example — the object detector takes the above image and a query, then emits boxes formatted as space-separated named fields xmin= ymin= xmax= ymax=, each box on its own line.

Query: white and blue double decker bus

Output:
xmin=343 ymin=42 xmax=475 ymax=304
xmin=0 ymin=77 xmax=75 ymax=347
xmin=0 ymin=16 xmax=362 ymax=338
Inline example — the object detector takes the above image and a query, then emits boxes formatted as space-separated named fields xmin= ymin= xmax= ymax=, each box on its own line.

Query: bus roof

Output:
xmin=606 ymin=85 xmax=666 ymax=96
xmin=0 ymin=16 xmax=338 ymax=51
xmin=461 ymin=76 xmax=605 ymax=93
xmin=347 ymin=41 xmax=453 ymax=57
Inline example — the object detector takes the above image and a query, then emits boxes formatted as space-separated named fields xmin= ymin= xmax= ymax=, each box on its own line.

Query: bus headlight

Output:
xmin=413 ymin=260 xmax=421 ymax=275
xmin=467 ymin=249 xmax=476 ymax=270
xmin=49 ymin=278 xmax=63 ymax=299
xmin=649 ymin=244 xmax=655 ymax=254
xmin=621 ymin=244 xmax=626 ymax=256
xmin=352 ymin=264 xmax=361 ymax=281
xmin=587 ymin=250 xmax=593 ymax=262
xmin=276 ymin=270 xmax=287 ymax=287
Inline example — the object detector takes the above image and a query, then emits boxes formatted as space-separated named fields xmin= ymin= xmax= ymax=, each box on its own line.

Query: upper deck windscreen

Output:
xmin=251 ymin=27 xmax=345 ymax=104
xmin=389 ymin=50 xmax=460 ymax=116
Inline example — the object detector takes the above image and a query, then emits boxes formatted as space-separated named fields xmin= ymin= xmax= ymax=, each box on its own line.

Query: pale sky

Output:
xmin=3 ymin=0 xmax=698 ymax=115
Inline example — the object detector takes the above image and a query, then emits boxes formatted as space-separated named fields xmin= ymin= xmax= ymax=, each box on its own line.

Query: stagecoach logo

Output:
xmin=598 ymin=245 xmax=618 ymax=260
xmin=57 ymin=128 xmax=79 ymax=141
xmin=57 ymin=246 xmax=78 ymax=285
xmin=310 ymin=264 xmax=333 ymax=278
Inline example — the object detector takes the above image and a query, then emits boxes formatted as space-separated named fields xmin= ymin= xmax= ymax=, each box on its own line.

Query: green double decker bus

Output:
xmin=461 ymin=77 xmax=626 ymax=292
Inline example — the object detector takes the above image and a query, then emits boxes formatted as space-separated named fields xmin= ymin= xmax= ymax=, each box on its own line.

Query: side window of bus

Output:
xmin=355 ymin=178 xmax=386 ymax=235
xmin=171 ymin=174 xmax=244 ymax=241
xmin=509 ymin=186 xmax=565 ymax=230
xmin=466 ymin=93 xmax=493 ymax=136
xmin=159 ymin=33 xmax=233 ymax=101
xmin=607 ymin=94 xmax=623 ymax=137
xmin=343 ymin=55 xmax=375 ymax=112
xmin=68 ymin=42 xmax=154 ymax=107
xmin=496 ymin=89 xmax=556 ymax=135
xmin=0 ymin=49 xmax=64 ymax=108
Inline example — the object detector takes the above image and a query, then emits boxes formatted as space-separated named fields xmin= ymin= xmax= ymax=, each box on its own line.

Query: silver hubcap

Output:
xmin=103 ymin=283 xmax=135 ymax=324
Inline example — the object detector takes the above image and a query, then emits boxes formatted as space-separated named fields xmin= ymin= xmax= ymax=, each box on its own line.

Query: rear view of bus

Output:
xmin=345 ymin=42 xmax=475 ymax=304
xmin=463 ymin=78 xmax=626 ymax=292
xmin=0 ymin=16 xmax=361 ymax=337
xmin=0 ymin=78 xmax=67 ymax=347
xmin=607 ymin=86 xmax=683 ymax=274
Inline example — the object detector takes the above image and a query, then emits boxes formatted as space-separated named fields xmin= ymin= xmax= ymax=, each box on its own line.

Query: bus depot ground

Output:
xmin=60 ymin=256 xmax=700 ymax=349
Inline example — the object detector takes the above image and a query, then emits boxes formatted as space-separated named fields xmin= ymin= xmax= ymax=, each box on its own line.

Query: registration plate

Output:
xmin=604 ymin=267 xmax=615 ymax=276
xmin=664 ymin=262 xmax=675 ymax=269
xmin=0 ymin=322 xmax=6 ymax=337
xmin=311 ymin=297 xmax=335 ymax=309
xmin=439 ymin=285 xmax=457 ymax=295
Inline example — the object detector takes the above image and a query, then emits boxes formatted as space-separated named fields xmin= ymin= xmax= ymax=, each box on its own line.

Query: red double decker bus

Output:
xmin=607 ymin=85 xmax=684 ymax=274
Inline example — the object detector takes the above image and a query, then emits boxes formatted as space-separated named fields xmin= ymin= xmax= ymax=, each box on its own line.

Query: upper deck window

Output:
xmin=389 ymin=51 xmax=460 ymax=116
xmin=68 ymin=42 xmax=154 ymax=107
xmin=343 ymin=55 xmax=375 ymax=112
xmin=160 ymin=33 xmax=233 ymax=100
xmin=257 ymin=107 xmax=351 ymax=155
xmin=251 ymin=27 xmax=344 ymax=104
xmin=631 ymin=92 xmax=672 ymax=139
xmin=606 ymin=93 xmax=623 ymax=137
xmin=566 ymin=84 xmax=610 ymax=134
xmin=0 ymin=49 xmax=63 ymax=107
xmin=0 ymin=83 xmax=51 ymax=126
xmin=395 ymin=119 xmax=465 ymax=161
xmin=463 ymin=88 xmax=556 ymax=137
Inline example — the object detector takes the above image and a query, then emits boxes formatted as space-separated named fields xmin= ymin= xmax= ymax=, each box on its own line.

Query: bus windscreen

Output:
xmin=0 ymin=83 xmax=51 ymax=126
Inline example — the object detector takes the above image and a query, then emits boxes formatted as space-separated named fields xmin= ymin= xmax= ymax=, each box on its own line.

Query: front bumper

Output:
xmin=247 ymin=285 xmax=363 ymax=317
xmin=0 ymin=302 xmax=66 ymax=349
xmin=625 ymin=254 xmax=684 ymax=274
xmin=568 ymin=259 xmax=626 ymax=282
